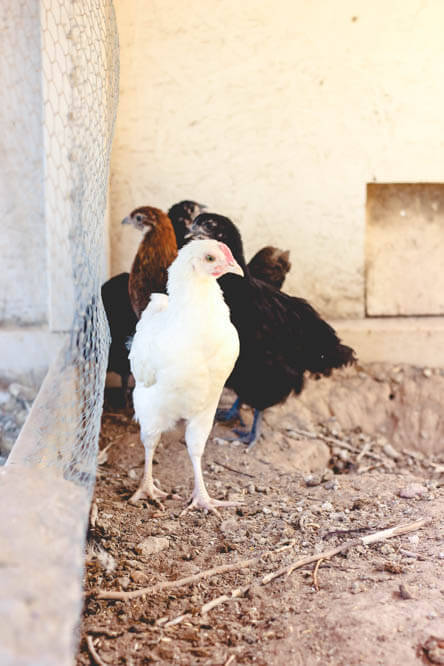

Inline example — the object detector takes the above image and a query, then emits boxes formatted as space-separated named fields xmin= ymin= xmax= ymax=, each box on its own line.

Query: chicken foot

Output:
xmin=129 ymin=433 xmax=168 ymax=506
xmin=181 ymin=454 xmax=242 ymax=516
xmin=215 ymin=397 xmax=246 ymax=426
xmin=232 ymin=409 xmax=263 ymax=450
xmin=182 ymin=412 xmax=242 ymax=515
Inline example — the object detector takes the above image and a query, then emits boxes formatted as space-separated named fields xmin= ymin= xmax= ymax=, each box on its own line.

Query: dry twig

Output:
xmin=160 ymin=518 xmax=430 ymax=623
xmin=356 ymin=441 xmax=371 ymax=462
xmin=201 ymin=585 xmax=247 ymax=614
xmin=96 ymin=556 xmax=261 ymax=601
xmin=164 ymin=613 xmax=191 ymax=627
xmin=288 ymin=427 xmax=389 ymax=464
xmin=89 ymin=501 xmax=98 ymax=528
xmin=312 ymin=557 xmax=323 ymax=591
xmin=262 ymin=517 xmax=429 ymax=585
xmin=97 ymin=518 xmax=429 ymax=611
xmin=86 ymin=635 xmax=107 ymax=666
xmin=286 ymin=427 xmax=359 ymax=453
xmin=213 ymin=459 xmax=255 ymax=478
xmin=358 ymin=462 xmax=384 ymax=474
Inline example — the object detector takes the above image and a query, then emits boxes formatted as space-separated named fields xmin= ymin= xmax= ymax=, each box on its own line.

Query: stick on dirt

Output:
xmin=159 ymin=518 xmax=430 ymax=622
xmin=262 ymin=517 xmax=429 ymax=585
xmin=213 ymin=459 xmax=255 ymax=478
xmin=312 ymin=557 xmax=323 ymax=591
xmin=86 ymin=635 xmax=107 ymax=666
xmin=96 ymin=517 xmax=429 ymax=603
xmin=287 ymin=427 xmax=359 ymax=453
xmin=96 ymin=556 xmax=262 ymax=601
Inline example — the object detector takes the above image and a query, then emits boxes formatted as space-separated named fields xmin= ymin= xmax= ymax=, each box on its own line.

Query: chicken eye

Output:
xmin=206 ymin=254 xmax=215 ymax=262
xmin=135 ymin=214 xmax=142 ymax=222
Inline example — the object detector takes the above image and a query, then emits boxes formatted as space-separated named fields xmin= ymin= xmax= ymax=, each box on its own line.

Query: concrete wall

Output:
xmin=110 ymin=0 xmax=444 ymax=320
xmin=0 ymin=2 xmax=46 ymax=325
xmin=0 ymin=1 xmax=116 ymax=383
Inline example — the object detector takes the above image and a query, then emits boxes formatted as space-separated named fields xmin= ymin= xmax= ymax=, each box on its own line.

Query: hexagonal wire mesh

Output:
xmin=0 ymin=1 xmax=119 ymax=662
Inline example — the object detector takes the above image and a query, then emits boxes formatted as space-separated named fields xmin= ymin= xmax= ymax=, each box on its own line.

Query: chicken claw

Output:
xmin=129 ymin=481 xmax=168 ymax=507
xmin=215 ymin=398 xmax=245 ymax=426
xmin=232 ymin=409 xmax=263 ymax=450
xmin=181 ymin=493 xmax=242 ymax=517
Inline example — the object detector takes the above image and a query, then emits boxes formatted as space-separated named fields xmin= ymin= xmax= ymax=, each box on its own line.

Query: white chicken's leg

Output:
xmin=182 ymin=410 xmax=242 ymax=515
xmin=129 ymin=432 xmax=166 ymax=505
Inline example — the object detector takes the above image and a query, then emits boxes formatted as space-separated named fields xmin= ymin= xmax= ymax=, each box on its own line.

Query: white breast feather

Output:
xmin=130 ymin=270 xmax=239 ymax=426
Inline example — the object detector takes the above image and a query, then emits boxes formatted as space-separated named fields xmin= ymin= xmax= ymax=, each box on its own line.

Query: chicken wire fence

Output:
xmin=0 ymin=1 xmax=119 ymax=663
xmin=5 ymin=0 xmax=118 ymax=488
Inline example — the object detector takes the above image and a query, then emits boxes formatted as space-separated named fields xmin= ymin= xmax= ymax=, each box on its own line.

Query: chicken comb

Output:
xmin=217 ymin=241 xmax=235 ymax=264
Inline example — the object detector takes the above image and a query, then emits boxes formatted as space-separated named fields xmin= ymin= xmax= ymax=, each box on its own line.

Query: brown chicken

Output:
xmin=248 ymin=246 xmax=291 ymax=290
xmin=123 ymin=206 xmax=178 ymax=318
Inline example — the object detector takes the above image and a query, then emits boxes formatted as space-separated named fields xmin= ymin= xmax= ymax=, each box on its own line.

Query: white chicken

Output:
xmin=128 ymin=239 xmax=244 ymax=513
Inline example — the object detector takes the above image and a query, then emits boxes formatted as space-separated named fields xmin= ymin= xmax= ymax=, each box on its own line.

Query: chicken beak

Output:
xmin=228 ymin=260 xmax=244 ymax=277
xmin=186 ymin=229 xmax=208 ymax=240
xmin=121 ymin=216 xmax=130 ymax=225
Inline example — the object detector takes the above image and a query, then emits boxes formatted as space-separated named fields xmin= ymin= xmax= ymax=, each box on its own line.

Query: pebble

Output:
xmin=117 ymin=576 xmax=130 ymax=590
xmin=128 ymin=468 xmax=139 ymax=480
xmin=336 ymin=449 xmax=350 ymax=462
xmin=321 ymin=501 xmax=333 ymax=512
xmin=304 ymin=474 xmax=322 ymax=487
xmin=438 ymin=553 xmax=444 ymax=560
xmin=220 ymin=519 xmax=238 ymax=533
xmin=350 ymin=581 xmax=365 ymax=594
xmin=399 ymin=583 xmax=415 ymax=600
xmin=15 ymin=411 xmax=27 ymax=427
xmin=324 ymin=479 xmax=339 ymax=491
xmin=423 ymin=368 xmax=432 ymax=378
xmin=130 ymin=571 xmax=149 ymax=585
xmin=423 ymin=637 xmax=444 ymax=665
xmin=262 ymin=506 xmax=272 ymax=514
xmin=0 ymin=381 xmax=38 ymax=459
xmin=214 ymin=437 xmax=228 ymax=446
xmin=398 ymin=483 xmax=427 ymax=499
xmin=0 ymin=431 xmax=16 ymax=455
xmin=383 ymin=442 xmax=400 ymax=460
xmin=247 ymin=483 xmax=255 ymax=494
xmin=135 ymin=536 xmax=169 ymax=556
xmin=8 ymin=382 xmax=37 ymax=403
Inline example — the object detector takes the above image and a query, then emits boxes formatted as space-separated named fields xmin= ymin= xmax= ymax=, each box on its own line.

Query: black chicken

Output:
xmin=189 ymin=213 xmax=356 ymax=448
xmin=101 ymin=273 xmax=137 ymax=406
xmin=168 ymin=200 xmax=207 ymax=249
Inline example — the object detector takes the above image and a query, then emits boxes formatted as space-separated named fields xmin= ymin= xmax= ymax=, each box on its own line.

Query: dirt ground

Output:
xmin=77 ymin=364 xmax=444 ymax=666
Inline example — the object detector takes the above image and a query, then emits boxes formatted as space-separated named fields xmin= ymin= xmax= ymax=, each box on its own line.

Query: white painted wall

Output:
xmin=110 ymin=0 xmax=444 ymax=319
